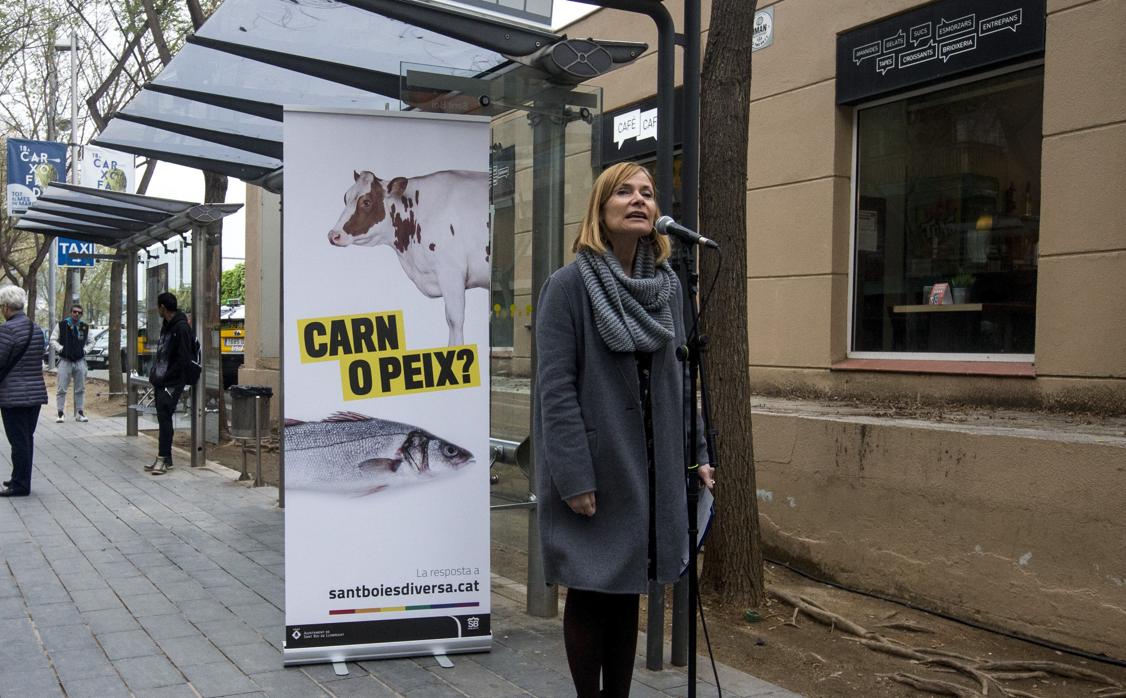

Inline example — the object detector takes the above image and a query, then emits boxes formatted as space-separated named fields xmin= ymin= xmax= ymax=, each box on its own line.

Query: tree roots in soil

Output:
xmin=769 ymin=588 xmax=1122 ymax=697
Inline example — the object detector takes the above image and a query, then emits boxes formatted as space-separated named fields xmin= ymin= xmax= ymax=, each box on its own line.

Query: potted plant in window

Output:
xmin=951 ymin=272 xmax=975 ymax=304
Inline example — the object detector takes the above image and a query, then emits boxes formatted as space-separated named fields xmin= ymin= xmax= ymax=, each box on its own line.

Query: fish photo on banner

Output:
xmin=282 ymin=108 xmax=492 ymax=664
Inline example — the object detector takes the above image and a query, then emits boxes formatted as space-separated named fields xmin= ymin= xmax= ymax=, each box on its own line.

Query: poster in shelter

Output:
xmin=282 ymin=108 xmax=491 ymax=664
xmin=6 ymin=138 xmax=67 ymax=215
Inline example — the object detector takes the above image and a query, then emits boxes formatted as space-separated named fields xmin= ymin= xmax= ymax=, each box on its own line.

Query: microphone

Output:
xmin=655 ymin=216 xmax=719 ymax=249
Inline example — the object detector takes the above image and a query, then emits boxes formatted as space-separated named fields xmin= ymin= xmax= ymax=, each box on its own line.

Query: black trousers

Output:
xmin=155 ymin=385 xmax=184 ymax=459
xmin=2 ymin=406 xmax=40 ymax=495
xmin=564 ymin=588 xmax=641 ymax=698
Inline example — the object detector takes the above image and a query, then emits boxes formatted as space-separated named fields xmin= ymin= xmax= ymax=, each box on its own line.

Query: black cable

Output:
xmin=766 ymin=557 xmax=1126 ymax=668
xmin=697 ymin=581 xmax=723 ymax=696
xmin=688 ymin=247 xmax=723 ymax=343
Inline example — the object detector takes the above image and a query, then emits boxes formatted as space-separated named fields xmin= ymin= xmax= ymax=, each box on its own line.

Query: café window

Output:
xmin=850 ymin=66 xmax=1043 ymax=357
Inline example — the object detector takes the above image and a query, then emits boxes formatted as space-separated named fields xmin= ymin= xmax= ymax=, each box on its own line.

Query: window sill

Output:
xmin=831 ymin=358 xmax=1035 ymax=377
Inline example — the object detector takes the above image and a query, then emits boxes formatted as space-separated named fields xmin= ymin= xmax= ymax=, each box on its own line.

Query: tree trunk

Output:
xmin=24 ymin=238 xmax=51 ymax=326
xmin=108 ymin=259 xmax=124 ymax=393
xmin=697 ymin=0 xmax=764 ymax=608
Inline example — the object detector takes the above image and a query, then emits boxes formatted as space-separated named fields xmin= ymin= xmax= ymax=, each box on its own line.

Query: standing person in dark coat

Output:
xmin=147 ymin=292 xmax=193 ymax=476
xmin=534 ymin=162 xmax=715 ymax=697
xmin=0 ymin=286 xmax=49 ymax=497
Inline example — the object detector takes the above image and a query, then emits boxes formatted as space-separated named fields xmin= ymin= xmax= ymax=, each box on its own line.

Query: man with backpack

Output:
xmin=147 ymin=292 xmax=195 ymax=475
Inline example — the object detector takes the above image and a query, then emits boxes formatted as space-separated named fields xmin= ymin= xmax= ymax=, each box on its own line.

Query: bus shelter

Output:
xmin=16 ymin=183 xmax=241 ymax=467
xmin=83 ymin=0 xmax=660 ymax=623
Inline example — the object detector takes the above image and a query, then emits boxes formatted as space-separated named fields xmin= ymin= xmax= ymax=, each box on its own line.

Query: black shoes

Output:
xmin=0 ymin=487 xmax=28 ymax=497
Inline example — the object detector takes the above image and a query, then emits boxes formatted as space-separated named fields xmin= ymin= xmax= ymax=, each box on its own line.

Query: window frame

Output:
xmin=845 ymin=59 xmax=1044 ymax=363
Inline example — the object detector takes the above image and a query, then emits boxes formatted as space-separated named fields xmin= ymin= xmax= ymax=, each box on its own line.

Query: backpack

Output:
xmin=183 ymin=336 xmax=203 ymax=386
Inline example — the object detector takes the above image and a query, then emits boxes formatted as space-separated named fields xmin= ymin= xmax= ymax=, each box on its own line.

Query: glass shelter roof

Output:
xmin=94 ymin=0 xmax=645 ymax=191
xmin=14 ymin=184 xmax=242 ymax=251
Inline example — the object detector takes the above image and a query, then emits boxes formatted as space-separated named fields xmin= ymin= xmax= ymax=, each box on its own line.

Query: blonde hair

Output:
xmin=573 ymin=162 xmax=670 ymax=263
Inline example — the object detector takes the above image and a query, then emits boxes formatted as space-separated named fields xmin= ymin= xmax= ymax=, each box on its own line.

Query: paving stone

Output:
xmin=83 ymin=607 xmax=142 ymax=635
xmin=70 ymin=587 xmax=124 ymax=612
xmin=130 ymin=686 xmax=201 ymax=698
xmin=97 ymin=629 xmax=162 ymax=660
xmin=178 ymin=598 xmax=235 ymax=623
xmin=28 ymin=601 xmax=83 ymax=627
xmin=123 ymin=593 xmax=179 ymax=617
xmin=138 ymin=613 xmax=201 ymax=640
xmin=114 ymin=654 xmax=185 ymax=690
xmin=157 ymin=579 xmax=211 ymax=601
xmin=157 ymin=635 xmax=228 ymax=667
xmin=358 ymin=658 xmax=458 ymax=694
xmin=179 ymin=660 xmax=259 ymax=697
xmin=37 ymin=624 xmax=100 ymax=653
xmin=47 ymin=647 xmax=117 ymax=682
xmin=106 ymin=575 xmax=159 ymax=597
xmin=299 ymin=661 xmax=368 ymax=683
xmin=58 ymin=673 xmax=132 ymax=698
xmin=230 ymin=602 xmax=283 ymax=630
xmin=192 ymin=618 xmax=266 ymax=648
xmin=0 ymin=596 xmax=27 ymax=619
xmin=219 ymin=639 xmax=283 ymax=675
xmin=1 ymin=668 xmax=65 ymax=697
xmin=318 ymin=675 xmax=400 ymax=696
xmin=247 ymin=669 xmax=332 ymax=697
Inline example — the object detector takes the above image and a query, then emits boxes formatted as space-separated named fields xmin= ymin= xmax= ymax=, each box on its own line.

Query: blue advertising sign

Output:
xmin=57 ymin=238 xmax=95 ymax=268
xmin=6 ymin=138 xmax=68 ymax=215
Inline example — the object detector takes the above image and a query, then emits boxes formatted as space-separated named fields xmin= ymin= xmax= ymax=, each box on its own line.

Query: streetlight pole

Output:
xmin=60 ymin=33 xmax=81 ymax=308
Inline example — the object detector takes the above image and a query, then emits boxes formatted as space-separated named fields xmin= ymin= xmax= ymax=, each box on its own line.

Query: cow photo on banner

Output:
xmin=282 ymin=108 xmax=491 ymax=665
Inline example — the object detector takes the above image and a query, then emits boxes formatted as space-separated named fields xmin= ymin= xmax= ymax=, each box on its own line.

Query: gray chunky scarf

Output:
xmin=575 ymin=241 xmax=676 ymax=352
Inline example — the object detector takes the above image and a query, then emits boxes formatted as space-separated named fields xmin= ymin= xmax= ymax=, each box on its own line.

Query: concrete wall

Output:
xmin=754 ymin=403 xmax=1126 ymax=657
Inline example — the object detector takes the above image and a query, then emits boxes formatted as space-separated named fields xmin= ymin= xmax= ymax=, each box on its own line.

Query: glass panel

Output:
xmin=126 ymin=91 xmax=283 ymax=142
xmin=403 ymin=62 xmax=600 ymax=585
xmin=98 ymin=119 xmax=283 ymax=168
xmin=197 ymin=0 xmax=505 ymax=77
xmin=852 ymin=67 xmax=1042 ymax=355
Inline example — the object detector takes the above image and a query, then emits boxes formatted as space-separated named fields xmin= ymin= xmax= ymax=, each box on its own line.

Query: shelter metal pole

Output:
xmin=525 ymin=105 xmax=566 ymax=619
xmin=191 ymin=224 xmax=206 ymax=468
xmin=277 ymin=193 xmax=284 ymax=509
xmin=126 ymin=251 xmax=138 ymax=436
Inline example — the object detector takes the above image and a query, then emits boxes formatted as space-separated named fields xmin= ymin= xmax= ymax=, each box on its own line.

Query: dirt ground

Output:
xmin=72 ymin=375 xmax=1126 ymax=697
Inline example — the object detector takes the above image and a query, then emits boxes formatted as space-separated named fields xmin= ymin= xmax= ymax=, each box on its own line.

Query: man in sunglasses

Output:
xmin=49 ymin=303 xmax=91 ymax=423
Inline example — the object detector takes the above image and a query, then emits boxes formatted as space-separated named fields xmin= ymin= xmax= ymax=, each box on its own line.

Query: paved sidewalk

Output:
xmin=0 ymin=410 xmax=798 ymax=697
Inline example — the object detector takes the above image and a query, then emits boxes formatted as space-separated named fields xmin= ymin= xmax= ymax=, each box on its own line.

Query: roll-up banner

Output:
xmin=282 ymin=108 xmax=492 ymax=665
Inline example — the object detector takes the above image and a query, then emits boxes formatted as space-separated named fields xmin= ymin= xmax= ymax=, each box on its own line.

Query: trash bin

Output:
xmin=229 ymin=385 xmax=273 ymax=439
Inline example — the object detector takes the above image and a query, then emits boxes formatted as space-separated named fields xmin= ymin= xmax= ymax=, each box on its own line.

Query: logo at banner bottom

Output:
xmin=284 ymin=613 xmax=490 ymax=650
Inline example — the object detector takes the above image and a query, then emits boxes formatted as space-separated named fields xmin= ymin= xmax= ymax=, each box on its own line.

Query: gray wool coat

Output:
xmin=534 ymin=262 xmax=706 ymax=594
xmin=0 ymin=312 xmax=48 ymax=408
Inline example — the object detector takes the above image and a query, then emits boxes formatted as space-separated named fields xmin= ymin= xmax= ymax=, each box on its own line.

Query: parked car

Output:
xmin=85 ymin=328 xmax=127 ymax=371
xmin=85 ymin=328 xmax=110 ymax=369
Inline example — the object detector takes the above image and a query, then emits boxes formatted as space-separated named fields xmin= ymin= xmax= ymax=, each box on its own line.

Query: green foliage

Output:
xmin=172 ymin=285 xmax=191 ymax=314
xmin=221 ymin=263 xmax=245 ymax=304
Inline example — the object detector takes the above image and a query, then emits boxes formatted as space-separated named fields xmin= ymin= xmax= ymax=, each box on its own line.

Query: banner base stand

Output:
xmin=283 ymin=635 xmax=492 ymax=667
xmin=332 ymin=662 xmax=349 ymax=676
xmin=434 ymin=654 xmax=454 ymax=668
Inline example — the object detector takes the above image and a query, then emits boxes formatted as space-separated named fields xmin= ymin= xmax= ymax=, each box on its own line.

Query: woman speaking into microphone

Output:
xmin=533 ymin=161 xmax=714 ymax=697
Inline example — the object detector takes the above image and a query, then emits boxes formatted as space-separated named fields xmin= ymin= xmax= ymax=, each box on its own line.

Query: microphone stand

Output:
xmin=673 ymin=239 xmax=719 ymax=698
